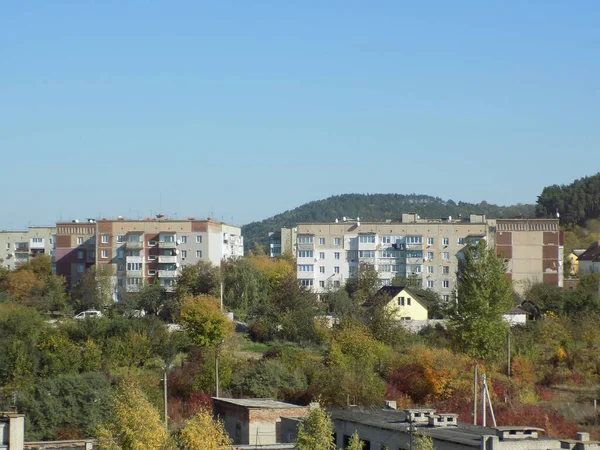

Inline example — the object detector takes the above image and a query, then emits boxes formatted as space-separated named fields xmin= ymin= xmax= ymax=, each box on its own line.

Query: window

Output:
xmin=443 ymin=295 xmax=450 ymax=302
xmin=6 ymin=243 xmax=9 ymax=249
xmin=427 ymin=280 xmax=434 ymax=288
xmin=458 ymin=237 xmax=465 ymax=245
xmin=443 ymin=280 xmax=450 ymax=288
xmin=148 ymin=255 xmax=157 ymax=261
xmin=319 ymin=252 xmax=325 ymax=259
xmin=101 ymin=235 xmax=108 ymax=244
xmin=335 ymin=252 xmax=341 ymax=259
xmin=359 ymin=250 xmax=375 ymax=258
xmin=77 ymin=237 xmax=83 ymax=245
xmin=406 ymin=236 xmax=422 ymax=244
xmin=319 ymin=237 xmax=325 ymax=245
xmin=442 ymin=252 xmax=449 ymax=260
xmin=407 ymin=298 xmax=411 ymax=306
xmin=427 ymin=251 xmax=434 ymax=260
xmin=89 ymin=251 xmax=95 ymax=259
xmin=32 ymin=237 xmax=42 ymax=243
xmin=181 ymin=250 xmax=187 ymax=258
xmin=320 ymin=266 xmax=325 ymax=273
xmin=117 ymin=235 xmax=124 ymax=243
xmin=333 ymin=280 xmax=340 ymax=288
xmin=127 ymin=262 xmax=142 ymax=271
xmin=149 ymin=269 xmax=157 ymax=276
xmin=427 ymin=266 xmax=434 ymax=274
xmin=299 ymin=279 xmax=313 ymax=287
xmin=297 ymin=250 xmax=314 ymax=258
xmin=406 ymin=250 xmax=422 ymax=258
xmin=99 ymin=249 xmax=107 ymax=259
xmin=443 ymin=266 xmax=450 ymax=274
xmin=359 ymin=235 xmax=376 ymax=243
xmin=181 ymin=236 xmax=187 ymax=244
xmin=77 ymin=264 xmax=85 ymax=273
xmin=441 ymin=237 xmax=448 ymax=245
xmin=380 ymin=264 xmax=391 ymax=272
xmin=196 ymin=236 xmax=202 ymax=243
xmin=427 ymin=237 xmax=434 ymax=245
xmin=129 ymin=234 xmax=141 ymax=242
xmin=77 ymin=251 xmax=83 ymax=259
xmin=297 ymin=235 xmax=313 ymax=244
xmin=381 ymin=249 xmax=400 ymax=258
xmin=196 ymin=250 xmax=202 ymax=258
xmin=334 ymin=266 xmax=340 ymax=274
xmin=319 ymin=280 xmax=325 ymax=288
xmin=398 ymin=297 xmax=405 ymax=306
xmin=333 ymin=237 xmax=341 ymax=245
xmin=298 ymin=264 xmax=314 ymax=272
xmin=148 ymin=240 xmax=157 ymax=246
xmin=127 ymin=278 xmax=142 ymax=286
xmin=381 ymin=236 xmax=391 ymax=244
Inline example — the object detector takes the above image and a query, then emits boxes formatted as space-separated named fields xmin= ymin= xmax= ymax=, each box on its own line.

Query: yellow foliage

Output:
xmin=250 ymin=255 xmax=294 ymax=289
xmin=96 ymin=381 xmax=174 ymax=450
xmin=179 ymin=295 xmax=234 ymax=347
xmin=556 ymin=346 xmax=567 ymax=362
xmin=7 ymin=270 xmax=44 ymax=303
xmin=178 ymin=408 xmax=232 ymax=450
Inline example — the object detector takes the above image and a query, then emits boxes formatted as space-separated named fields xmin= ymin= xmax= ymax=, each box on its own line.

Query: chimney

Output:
xmin=383 ymin=400 xmax=397 ymax=410
xmin=1 ymin=412 xmax=25 ymax=450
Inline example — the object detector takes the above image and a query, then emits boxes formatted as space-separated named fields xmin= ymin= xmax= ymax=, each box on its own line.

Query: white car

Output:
xmin=75 ymin=310 xmax=103 ymax=320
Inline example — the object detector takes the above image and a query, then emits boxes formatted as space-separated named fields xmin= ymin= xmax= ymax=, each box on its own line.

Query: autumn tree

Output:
xmin=178 ymin=407 xmax=232 ymax=450
xmin=295 ymin=403 xmax=336 ymax=450
xmin=447 ymin=241 xmax=512 ymax=361
xmin=346 ymin=431 xmax=364 ymax=450
xmin=178 ymin=295 xmax=233 ymax=347
xmin=96 ymin=380 xmax=174 ymax=450
xmin=346 ymin=263 xmax=380 ymax=305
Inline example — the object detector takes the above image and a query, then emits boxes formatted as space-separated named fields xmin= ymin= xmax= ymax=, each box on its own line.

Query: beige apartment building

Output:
xmin=291 ymin=214 xmax=562 ymax=298
xmin=0 ymin=226 xmax=56 ymax=270
xmin=268 ymin=227 xmax=297 ymax=257
xmin=55 ymin=217 xmax=243 ymax=299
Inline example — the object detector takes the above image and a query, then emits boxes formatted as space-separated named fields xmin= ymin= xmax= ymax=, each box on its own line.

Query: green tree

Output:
xmin=412 ymin=433 xmax=435 ymax=450
xmin=447 ymin=241 xmax=513 ymax=360
xmin=178 ymin=295 xmax=233 ymax=347
xmin=295 ymin=403 xmax=335 ymax=450
xmin=221 ymin=257 xmax=267 ymax=316
xmin=135 ymin=282 xmax=168 ymax=316
xmin=72 ymin=266 xmax=113 ymax=312
xmin=176 ymin=261 xmax=221 ymax=299
xmin=346 ymin=263 xmax=380 ymax=304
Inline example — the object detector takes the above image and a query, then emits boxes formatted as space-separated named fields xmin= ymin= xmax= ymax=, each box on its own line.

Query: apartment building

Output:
xmin=55 ymin=220 xmax=97 ymax=288
xmin=292 ymin=214 xmax=562 ymax=298
xmin=268 ymin=227 xmax=297 ymax=257
xmin=0 ymin=226 xmax=56 ymax=270
xmin=495 ymin=219 xmax=563 ymax=291
xmin=55 ymin=216 xmax=243 ymax=299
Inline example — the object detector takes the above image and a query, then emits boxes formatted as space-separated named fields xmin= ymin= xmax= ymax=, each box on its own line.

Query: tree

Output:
xmin=96 ymin=380 xmax=174 ymax=450
xmin=176 ymin=261 xmax=221 ymax=299
xmin=346 ymin=431 xmax=364 ymax=450
xmin=295 ymin=403 xmax=335 ymax=450
xmin=135 ymin=282 xmax=168 ymax=316
xmin=178 ymin=295 xmax=233 ymax=348
xmin=72 ymin=266 xmax=113 ymax=312
xmin=221 ymin=257 xmax=267 ymax=316
xmin=346 ymin=263 xmax=380 ymax=305
xmin=447 ymin=241 xmax=513 ymax=360
xmin=412 ymin=433 xmax=435 ymax=450
xmin=6 ymin=270 xmax=44 ymax=303
xmin=178 ymin=408 xmax=232 ymax=450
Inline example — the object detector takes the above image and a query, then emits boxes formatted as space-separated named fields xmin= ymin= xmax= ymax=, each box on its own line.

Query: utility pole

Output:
xmin=215 ymin=339 xmax=224 ymax=397
xmin=473 ymin=365 xmax=478 ymax=425
xmin=163 ymin=369 xmax=168 ymax=430
xmin=409 ymin=412 xmax=414 ymax=450
xmin=482 ymin=374 xmax=487 ymax=427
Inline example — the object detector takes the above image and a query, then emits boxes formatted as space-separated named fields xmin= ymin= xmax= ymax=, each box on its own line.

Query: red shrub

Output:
xmin=496 ymin=405 xmax=578 ymax=439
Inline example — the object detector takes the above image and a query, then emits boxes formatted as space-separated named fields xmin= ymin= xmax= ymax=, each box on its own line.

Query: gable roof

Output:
xmin=363 ymin=285 xmax=428 ymax=310
xmin=577 ymin=241 xmax=600 ymax=262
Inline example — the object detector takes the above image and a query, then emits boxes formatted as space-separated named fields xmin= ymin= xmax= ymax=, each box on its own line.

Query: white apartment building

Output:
xmin=295 ymin=214 xmax=492 ymax=300
xmin=0 ymin=226 xmax=56 ymax=270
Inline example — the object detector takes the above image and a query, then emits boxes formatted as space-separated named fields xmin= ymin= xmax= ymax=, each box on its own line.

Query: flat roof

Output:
xmin=213 ymin=398 xmax=305 ymax=409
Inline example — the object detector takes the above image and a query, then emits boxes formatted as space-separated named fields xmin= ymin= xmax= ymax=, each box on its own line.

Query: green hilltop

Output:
xmin=242 ymin=193 xmax=535 ymax=250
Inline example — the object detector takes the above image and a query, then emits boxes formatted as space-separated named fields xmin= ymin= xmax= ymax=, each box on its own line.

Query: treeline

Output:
xmin=536 ymin=172 xmax=600 ymax=225
xmin=242 ymin=193 xmax=535 ymax=249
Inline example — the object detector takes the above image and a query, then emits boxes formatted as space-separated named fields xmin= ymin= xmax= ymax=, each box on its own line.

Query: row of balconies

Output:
xmin=125 ymin=269 xmax=178 ymax=278
xmin=125 ymin=255 xmax=178 ymax=264
xmin=125 ymin=241 xmax=177 ymax=250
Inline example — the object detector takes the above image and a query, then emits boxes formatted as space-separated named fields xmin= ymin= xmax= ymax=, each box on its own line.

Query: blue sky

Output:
xmin=1 ymin=1 xmax=599 ymax=229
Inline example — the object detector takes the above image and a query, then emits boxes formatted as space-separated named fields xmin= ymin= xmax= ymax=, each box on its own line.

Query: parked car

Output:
xmin=75 ymin=310 xmax=103 ymax=320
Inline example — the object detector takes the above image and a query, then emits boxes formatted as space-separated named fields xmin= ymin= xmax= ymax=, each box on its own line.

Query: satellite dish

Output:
xmin=343 ymin=217 xmax=347 ymax=222
xmin=357 ymin=221 xmax=361 ymax=227
xmin=335 ymin=218 xmax=339 ymax=223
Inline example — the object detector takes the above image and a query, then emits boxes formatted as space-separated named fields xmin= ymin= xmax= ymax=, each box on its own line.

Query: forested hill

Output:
xmin=536 ymin=172 xmax=600 ymax=225
xmin=242 ymin=193 xmax=535 ymax=250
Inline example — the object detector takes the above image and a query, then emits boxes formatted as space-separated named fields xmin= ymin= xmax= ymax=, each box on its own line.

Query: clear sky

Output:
xmin=1 ymin=1 xmax=598 ymax=229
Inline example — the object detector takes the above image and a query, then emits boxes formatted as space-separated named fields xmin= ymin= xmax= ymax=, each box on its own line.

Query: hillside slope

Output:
xmin=242 ymin=193 xmax=535 ymax=249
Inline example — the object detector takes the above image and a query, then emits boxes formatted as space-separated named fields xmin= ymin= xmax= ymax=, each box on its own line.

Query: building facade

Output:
xmin=0 ymin=227 xmax=56 ymax=271
xmin=54 ymin=217 xmax=243 ymax=299
xmin=291 ymin=215 xmax=561 ymax=298
xmin=268 ymin=227 xmax=297 ymax=258
xmin=577 ymin=241 xmax=600 ymax=277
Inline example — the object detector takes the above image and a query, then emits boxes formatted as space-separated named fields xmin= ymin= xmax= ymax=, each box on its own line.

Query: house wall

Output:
xmin=388 ymin=291 xmax=428 ymax=321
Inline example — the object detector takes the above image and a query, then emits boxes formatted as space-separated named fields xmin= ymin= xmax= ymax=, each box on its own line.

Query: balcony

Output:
xmin=29 ymin=240 xmax=45 ymax=249
xmin=158 ymin=241 xmax=177 ymax=249
xmin=126 ymin=270 xmax=143 ymax=278
xmin=158 ymin=270 xmax=178 ymax=278
xmin=15 ymin=246 xmax=29 ymax=253
xmin=158 ymin=255 xmax=177 ymax=263
xmin=126 ymin=284 xmax=141 ymax=293
xmin=125 ymin=241 xmax=143 ymax=249
xmin=126 ymin=256 xmax=143 ymax=264
xmin=406 ymin=257 xmax=423 ymax=265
